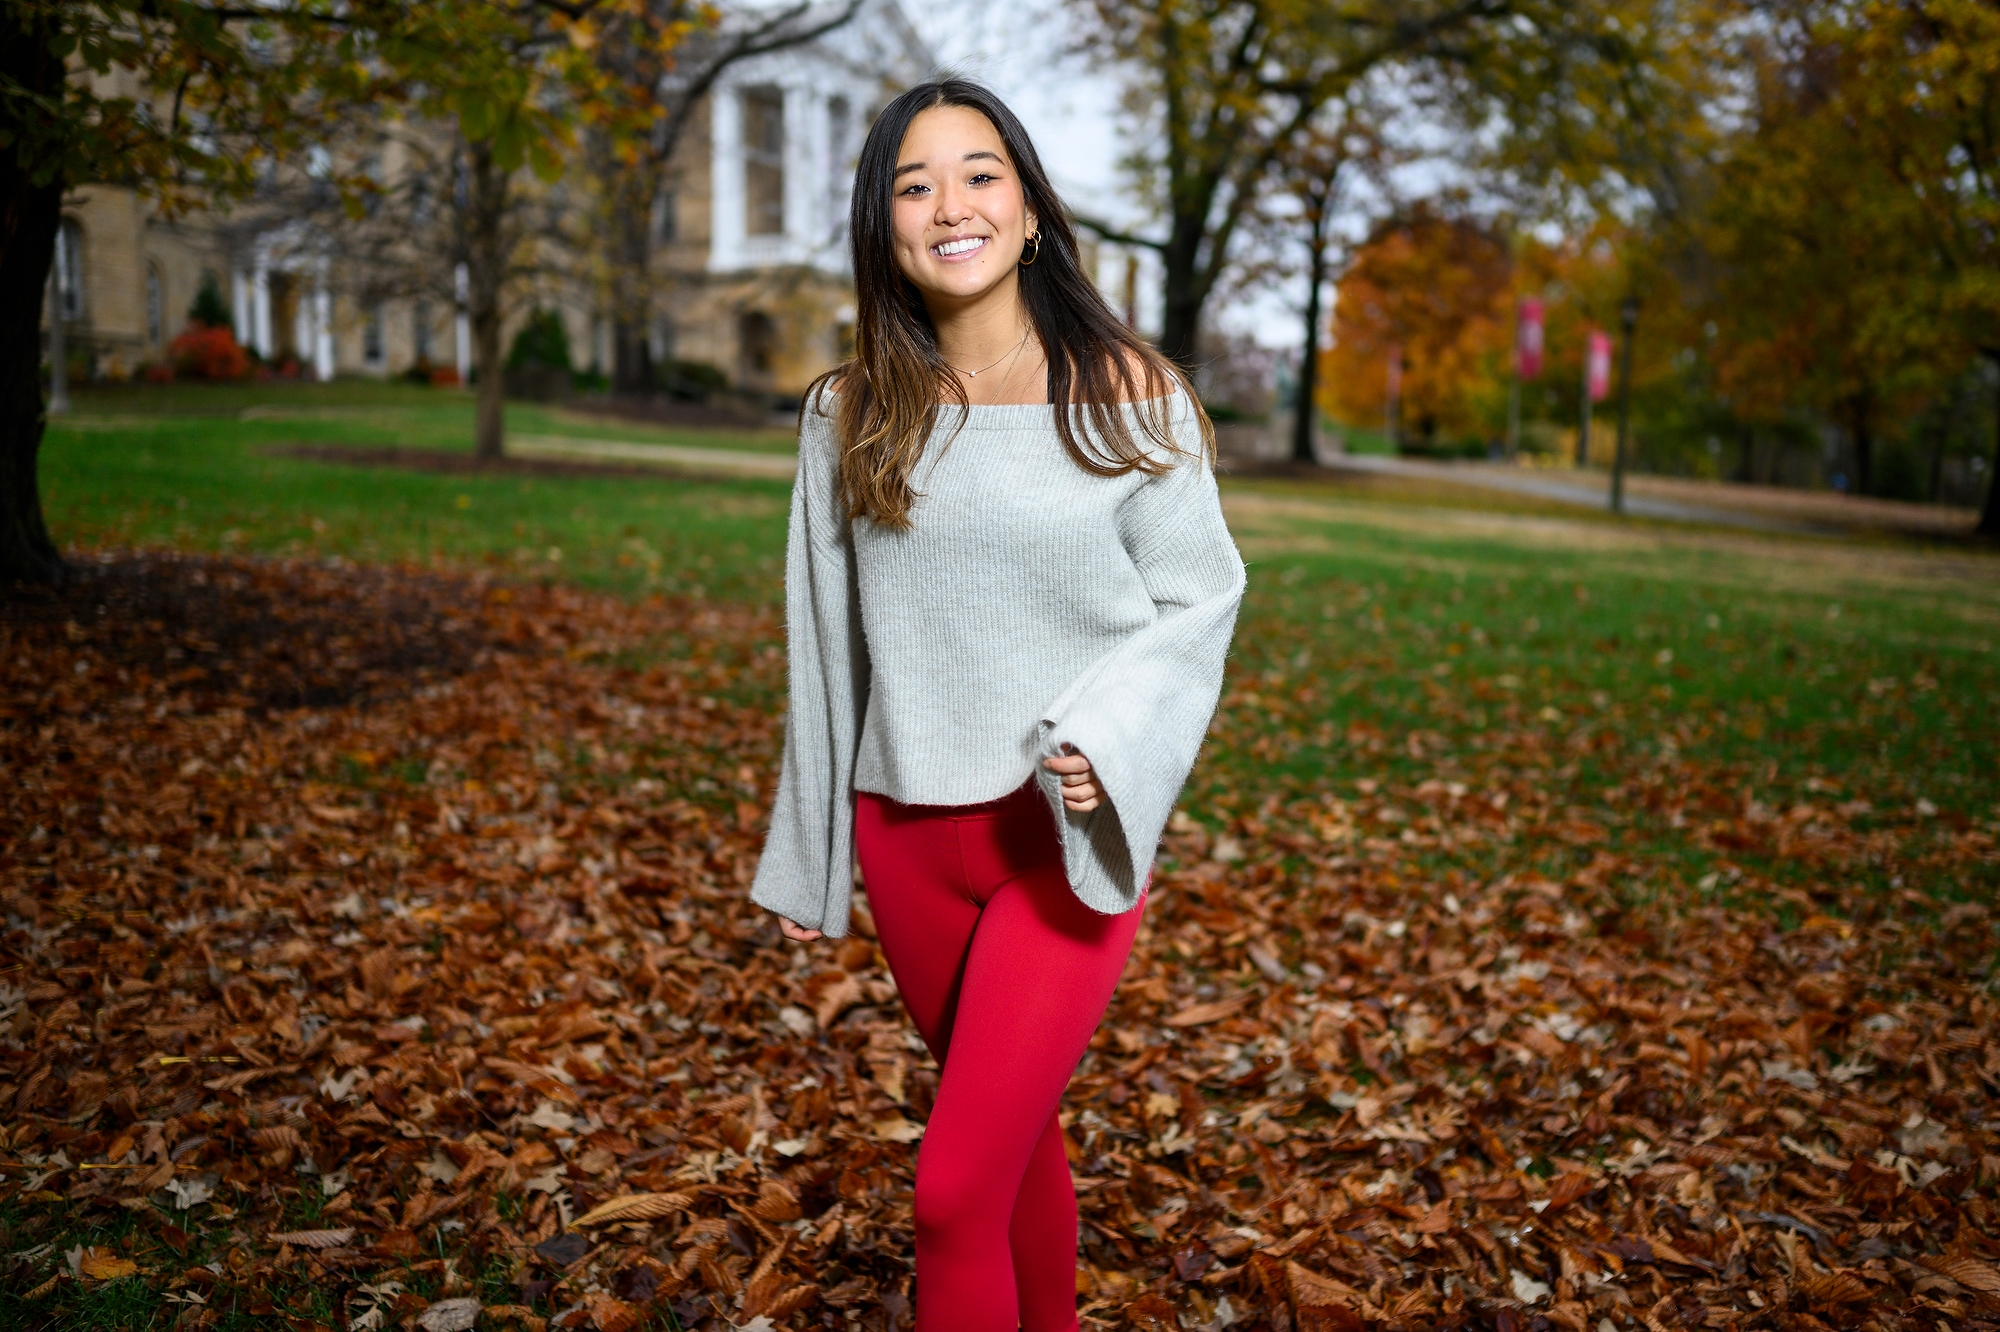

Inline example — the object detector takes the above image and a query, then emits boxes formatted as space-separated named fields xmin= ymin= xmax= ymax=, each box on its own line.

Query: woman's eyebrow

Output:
xmin=895 ymin=151 xmax=1002 ymax=179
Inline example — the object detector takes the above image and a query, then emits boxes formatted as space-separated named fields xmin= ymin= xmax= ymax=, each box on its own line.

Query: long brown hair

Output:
xmin=814 ymin=78 xmax=1213 ymax=529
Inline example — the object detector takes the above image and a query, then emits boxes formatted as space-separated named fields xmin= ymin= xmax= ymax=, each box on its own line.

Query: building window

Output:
xmin=356 ymin=156 xmax=384 ymax=219
xmin=407 ymin=169 xmax=431 ymax=227
xmin=306 ymin=144 xmax=335 ymax=207
xmin=146 ymin=265 xmax=164 ymax=346
xmin=363 ymin=304 xmax=385 ymax=364
xmin=414 ymin=300 xmax=434 ymax=362
xmin=55 ymin=218 xmax=83 ymax=320
xmin=827 ymin=96 xmax=852 ymax=241
xmin=653 ymin=188 xmax=677 ymax=244
xmin=739 ymin=310 xmax=777 ymax=383
xmin=743 ymin=87 xmax=786 ymax=237
xmin=828 ymin=96 xmax=851 ymax=175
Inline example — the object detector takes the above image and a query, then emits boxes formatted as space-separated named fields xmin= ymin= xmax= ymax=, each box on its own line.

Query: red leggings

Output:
xmin=856 ymin=783 xmax=1144 ymax=1332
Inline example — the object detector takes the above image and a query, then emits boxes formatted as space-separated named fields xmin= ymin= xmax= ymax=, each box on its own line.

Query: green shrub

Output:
xmin=508 ymin=309 xmax=572 ymax=371
xmin=188 ymin=275 xmax=232 ymax=330
xmin=655 ymin=359 xmax=729 ymax=401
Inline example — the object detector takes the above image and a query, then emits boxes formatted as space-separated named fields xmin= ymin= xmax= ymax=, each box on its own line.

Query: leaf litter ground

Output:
xmin=2 ymin=551 xmax=1996 ymax=1332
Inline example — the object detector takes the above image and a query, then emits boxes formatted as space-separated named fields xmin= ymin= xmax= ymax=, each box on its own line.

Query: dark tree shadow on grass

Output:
xmin=0 ymin=550 xmax=523 ymax=714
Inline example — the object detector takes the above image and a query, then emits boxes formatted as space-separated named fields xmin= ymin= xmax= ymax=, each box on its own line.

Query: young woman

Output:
xmin=751 ymin=78 xmax=1245 ymax=1332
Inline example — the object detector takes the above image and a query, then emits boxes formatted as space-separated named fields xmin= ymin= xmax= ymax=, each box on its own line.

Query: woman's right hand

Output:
xmin=777 ymin=915 xmax=824 ymax=943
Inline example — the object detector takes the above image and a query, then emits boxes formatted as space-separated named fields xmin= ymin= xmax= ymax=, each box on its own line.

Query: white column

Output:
xmin=251 ymin=258 xmax=272 ymax=359
xmin=453 ymin=263 xmax=471 ymax=380
xmin=786 ymin=85 xmax=813 ymax=254
xmin=313 ymin=283 xmax=334 ymax=380
xmin=293 ymin=288 xmax=313 ymax=369
xmin=710 ymin=85 xmax=744 ymax=273
xmin=232 ymin=269 xmax=251 ymax=343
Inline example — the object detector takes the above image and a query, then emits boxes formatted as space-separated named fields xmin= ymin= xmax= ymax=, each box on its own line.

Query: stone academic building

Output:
xmin=43 ymin=0 xmax=931 ymax=402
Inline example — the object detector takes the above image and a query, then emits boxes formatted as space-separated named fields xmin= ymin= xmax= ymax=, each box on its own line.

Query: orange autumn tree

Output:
xmin=1320 ymin=210 xmax=1512 ymax=453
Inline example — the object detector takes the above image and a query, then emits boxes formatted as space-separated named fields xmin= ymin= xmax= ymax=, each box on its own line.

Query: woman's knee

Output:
xmin=912 ymin=1160 xmax=1000 ymax=1244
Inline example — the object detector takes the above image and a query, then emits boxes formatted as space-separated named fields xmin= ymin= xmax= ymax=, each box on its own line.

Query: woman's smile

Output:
xmin=931 ymin=234 xmax=990 ymax=260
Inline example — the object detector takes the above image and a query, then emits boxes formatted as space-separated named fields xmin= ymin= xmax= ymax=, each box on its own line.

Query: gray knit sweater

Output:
xmin=750 ymin=388 xmax=1246 ymax=938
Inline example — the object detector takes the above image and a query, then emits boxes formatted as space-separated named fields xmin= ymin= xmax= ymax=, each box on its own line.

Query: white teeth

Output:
xmin=933 ymin=237 xmax=986 ymax=256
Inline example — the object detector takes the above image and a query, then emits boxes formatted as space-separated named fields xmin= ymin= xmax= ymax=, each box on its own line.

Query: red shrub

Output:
xmin=169 ymin=323 xmax=251 ymax=381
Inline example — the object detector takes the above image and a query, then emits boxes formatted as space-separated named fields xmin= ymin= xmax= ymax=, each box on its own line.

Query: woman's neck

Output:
xmin=925 ymin=276 xmax=1047 ymax=405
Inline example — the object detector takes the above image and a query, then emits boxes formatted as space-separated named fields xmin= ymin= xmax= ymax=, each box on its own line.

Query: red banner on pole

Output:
xmin=1516 ymin=299 xmax=1545 ymax=380
xmin=1586 ymin=329 xmax=1613 ymax=403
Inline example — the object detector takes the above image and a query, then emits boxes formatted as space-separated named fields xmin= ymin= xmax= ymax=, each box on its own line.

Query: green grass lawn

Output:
xmin=44 ymin=381 xmax=794 ymax=603
xmin=1208 ymin=484 xmax=2000 ymax=919
xmin=61 ymin=378 xmax=798 ymax=450
xmin=39 ymin=380 xmax=2000 ymax=913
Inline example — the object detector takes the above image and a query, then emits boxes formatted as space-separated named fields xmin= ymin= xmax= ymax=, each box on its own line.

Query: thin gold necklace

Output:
xmin=987 ymin=333 xmax=1036 ymax=395
xmin=951 ymin=327 xmax=1030 ymax=379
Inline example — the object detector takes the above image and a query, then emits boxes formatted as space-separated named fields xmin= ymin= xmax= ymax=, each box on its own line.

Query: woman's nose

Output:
xmin=933 ymin=183 xmax=972 ymax=226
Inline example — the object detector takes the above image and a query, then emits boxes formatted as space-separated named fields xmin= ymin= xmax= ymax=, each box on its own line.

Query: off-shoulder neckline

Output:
xmin=806 ymin=386 xmax=1193 ymax=429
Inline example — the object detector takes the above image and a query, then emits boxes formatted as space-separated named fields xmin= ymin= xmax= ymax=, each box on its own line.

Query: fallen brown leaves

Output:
xmin=2 ymin=552 xmax=1996 ymax=1332
xmin=1080 ymin=813 xmax=1998 ymax=1332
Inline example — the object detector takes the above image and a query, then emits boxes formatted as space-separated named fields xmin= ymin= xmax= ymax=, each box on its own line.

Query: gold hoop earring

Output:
xmin=1020 ymin=231 xmax=1041 ymax=266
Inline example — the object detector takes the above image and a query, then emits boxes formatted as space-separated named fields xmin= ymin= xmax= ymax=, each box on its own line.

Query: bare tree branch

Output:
xmin=1071 ymin=214 xmax=1168 ymax=251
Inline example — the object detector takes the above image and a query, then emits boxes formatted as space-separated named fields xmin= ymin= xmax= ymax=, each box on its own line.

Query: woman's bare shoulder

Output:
xmin=1104 ymin=344 xmax=1177 ymax=403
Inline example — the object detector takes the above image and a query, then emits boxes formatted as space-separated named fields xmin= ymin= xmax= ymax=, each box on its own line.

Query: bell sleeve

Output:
xmin=750 ymin=403 xmax=868 ymax=938
xmin=1034 ymin=434 xmax=1246 ymax=915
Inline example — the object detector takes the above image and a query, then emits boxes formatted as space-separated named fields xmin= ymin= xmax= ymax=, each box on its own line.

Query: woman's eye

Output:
xmin=968 ymin=173 xmax=995 ymax=185
xmin=899 ymin=183 xmax=930 ymax=196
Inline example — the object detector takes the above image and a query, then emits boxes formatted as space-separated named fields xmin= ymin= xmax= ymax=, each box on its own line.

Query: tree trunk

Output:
xmin=0 ymin=6 xmax=68 ymax=584
xmin=1158 ymin=211 xmax=1207 ymax=370
xmin=613 ymin=321 xmax=654 ymax=395
xmin=466 ymin=141 xmax=510 ymax=460
xmin=1292 ymin=232 xmax=1327 ymax=464
xmin=1980 ymin=349 xmax=2000 ymax=537
xmin=609 ymin=176 xmax=657 ymax=395
xmin=1850 ymin=391 xmax=1873 ymax=496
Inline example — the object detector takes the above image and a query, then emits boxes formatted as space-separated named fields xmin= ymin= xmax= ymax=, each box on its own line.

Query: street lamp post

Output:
xmin=1610 ymin=296 xmax=1638 ymax=514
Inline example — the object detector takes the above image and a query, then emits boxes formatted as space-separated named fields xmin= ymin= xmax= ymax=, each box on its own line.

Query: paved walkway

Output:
xmin=513 ymin=432 xmax=1773 ymax=525
xmin=511 ymin=432 xmax=1976 ymax=541
xmin=508 ymin=434 xmax=798 ymax=478
xmin=1324 ymin=453 xmax=1827 ymax=534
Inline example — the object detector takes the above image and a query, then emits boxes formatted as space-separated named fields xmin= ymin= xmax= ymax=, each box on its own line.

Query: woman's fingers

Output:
xmin=1044 ymin=752 xmax=1102 ymax=810
xmin=778 ymin=915 xmax=824 ymax=943
xmin=1059 ymin=776 xmax=1101 ymax=809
